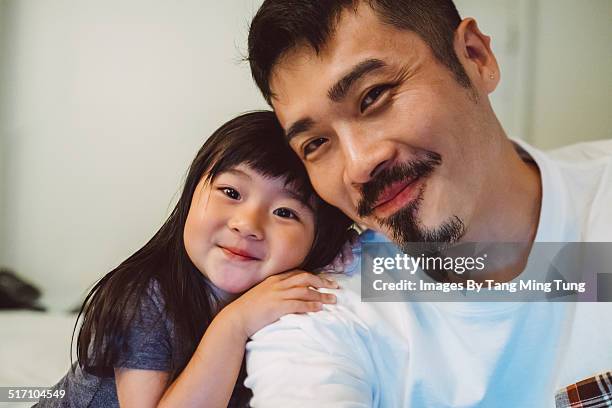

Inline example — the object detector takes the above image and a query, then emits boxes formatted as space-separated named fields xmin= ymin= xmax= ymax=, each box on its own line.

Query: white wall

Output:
xmin=455 ymin=0 xmax=531 ymax=141
xmin=457 ymin=0 xmax=612 ymax=147
xmin=530 ymin=0 xmax=612 ymax=149
xmin=0 ymin=0 xmax=266 ymax=310
xmin=0 ymin=0 xmax=8 ymax=267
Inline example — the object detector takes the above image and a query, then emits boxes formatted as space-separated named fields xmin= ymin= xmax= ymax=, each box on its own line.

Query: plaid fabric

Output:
xmin=555 ymin=372 xmax=612 ymax=407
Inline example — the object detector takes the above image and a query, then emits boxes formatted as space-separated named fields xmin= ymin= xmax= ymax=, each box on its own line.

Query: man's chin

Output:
xmin=376 ymin=205 xmax=466 ymax=250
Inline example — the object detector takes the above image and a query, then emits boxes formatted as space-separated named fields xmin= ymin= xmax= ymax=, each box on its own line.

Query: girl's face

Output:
xmin=184 ymin=164 xmax=316 ymax=294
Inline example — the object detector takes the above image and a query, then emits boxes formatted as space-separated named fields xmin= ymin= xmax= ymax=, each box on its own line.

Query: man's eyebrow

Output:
xmin=285 ymin=117 xmax=315 ymax=143
xmin=327 ymin=58 xmax=387 ymax=103
xmin=284 ymin=59 xmax=386 ymax=143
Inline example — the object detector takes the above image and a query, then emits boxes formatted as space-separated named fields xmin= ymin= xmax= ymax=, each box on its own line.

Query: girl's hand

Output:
xmin=222 ymin=271 xmax=339 ymax=339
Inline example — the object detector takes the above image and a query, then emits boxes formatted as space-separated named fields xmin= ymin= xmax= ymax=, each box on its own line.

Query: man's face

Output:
xmin=269 ymin=5 xmax=498 ymax=248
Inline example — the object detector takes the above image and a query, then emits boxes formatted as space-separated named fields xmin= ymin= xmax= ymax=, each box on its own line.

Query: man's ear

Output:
xmin=454 ymin=18 xmax=500 ymax=94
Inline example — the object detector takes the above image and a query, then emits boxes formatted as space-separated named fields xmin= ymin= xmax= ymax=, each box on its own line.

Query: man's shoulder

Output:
xmin=543 ymin=139 xmax=612 ymax=240
xmin=547 ymin=139 xmax=612 ymax=163
xmin=544 ymin=139 xmax=612 ymax=200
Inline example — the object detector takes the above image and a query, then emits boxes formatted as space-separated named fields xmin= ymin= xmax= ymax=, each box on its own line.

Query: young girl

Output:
xmin=39 ymin=111 xmax=353 ymax=407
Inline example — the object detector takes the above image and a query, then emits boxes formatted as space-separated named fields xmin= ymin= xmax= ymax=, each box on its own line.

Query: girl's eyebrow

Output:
xmin=223 ymin=168 xmax=252 ymax=180
xmin=223 ymin=168 xmax=313 ymax=211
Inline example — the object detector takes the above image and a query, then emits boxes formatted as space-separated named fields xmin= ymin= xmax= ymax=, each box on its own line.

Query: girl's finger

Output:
xmin=273 ymin=270 xmax=302 ymax=281
xmin=281 ymin=271 xmax=338 ymax=289
xmin=283 ymin=300 xmax=323 ymax=314
xmin=282 ymin=287 xmax=336 ymax=303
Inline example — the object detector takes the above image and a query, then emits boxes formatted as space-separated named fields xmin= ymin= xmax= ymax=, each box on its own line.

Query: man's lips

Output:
xmin=374 ymin=178 xmax=414 ymax=207
xmin=372 ymin=177 xmax=422 ymax=218
xmin=218 ymin=245 xmax=261 ymax=261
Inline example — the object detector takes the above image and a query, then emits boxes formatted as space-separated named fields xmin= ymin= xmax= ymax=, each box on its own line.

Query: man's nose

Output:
xmin=227 ymin=207 xmax=264 ymax=240
xmin=338 ymin=124 xmax=396 ymax=185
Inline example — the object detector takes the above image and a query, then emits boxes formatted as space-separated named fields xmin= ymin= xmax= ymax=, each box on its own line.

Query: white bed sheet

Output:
xmin=0 ymin=310 xmax=76 ymax=407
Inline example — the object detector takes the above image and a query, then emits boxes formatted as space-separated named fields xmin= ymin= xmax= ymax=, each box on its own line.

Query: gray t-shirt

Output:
xmin=35 ymin=281 xmax=174 ymax=407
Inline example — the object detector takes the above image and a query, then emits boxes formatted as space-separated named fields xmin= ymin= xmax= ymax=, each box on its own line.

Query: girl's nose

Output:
xmin=227 ymin=211 xmax=264 ymax=240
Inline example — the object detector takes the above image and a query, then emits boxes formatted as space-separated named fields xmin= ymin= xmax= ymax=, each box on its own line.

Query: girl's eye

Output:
xmin=220 ymin=187 xmax=241 ymax=200
xmin=360 ymin=84 xmax=391 ymax=112
xmin=303 ymin=137 xmax=327 ymax=158
xmin=273 ymin=207 xmax=299 ymax=220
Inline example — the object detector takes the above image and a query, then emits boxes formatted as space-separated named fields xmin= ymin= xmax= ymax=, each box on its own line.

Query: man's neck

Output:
xmin=466 ymin=137 xmax=542 ymax=243
xmin=460 ymin=137 xmax=543 ymax=282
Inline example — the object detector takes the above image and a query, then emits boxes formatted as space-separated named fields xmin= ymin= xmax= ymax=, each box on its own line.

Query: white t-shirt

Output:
xmin=245 ymin=139 xmax=612 ymax=408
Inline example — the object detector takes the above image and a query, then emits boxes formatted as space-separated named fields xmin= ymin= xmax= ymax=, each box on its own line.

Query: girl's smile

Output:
xmin=217 ymin=245 xmax=262 ymax=262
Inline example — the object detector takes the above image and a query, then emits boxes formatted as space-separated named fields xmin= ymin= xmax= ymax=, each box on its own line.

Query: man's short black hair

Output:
xmin=248 ymin=0 xmax=472 ymax=104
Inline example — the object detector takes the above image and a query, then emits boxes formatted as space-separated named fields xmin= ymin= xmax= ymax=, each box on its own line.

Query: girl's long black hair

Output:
xmin=74 ymin=111 xmax=352 ymax=406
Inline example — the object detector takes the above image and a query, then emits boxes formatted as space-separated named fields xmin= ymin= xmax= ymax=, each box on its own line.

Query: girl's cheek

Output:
xmin=293 ymin=227 xmax=315 ymax=258
xmin=273 ymin=228 xmax=307 ymax=257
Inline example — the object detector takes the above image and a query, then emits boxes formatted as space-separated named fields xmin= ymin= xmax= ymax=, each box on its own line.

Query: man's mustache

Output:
xmin=357 ymin=151 xmax=442 ymax=218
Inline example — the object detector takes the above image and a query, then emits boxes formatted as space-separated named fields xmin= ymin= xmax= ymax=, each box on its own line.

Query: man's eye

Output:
xmin=220 ymin=187 xmax=240 ymax=200
xmin=273 ymin=207 xmax=298 ymax=220
xmin=303 ymin=138 xmax=327 ymax=157
xmin=360 ymin=85 xmax=390 ymax=112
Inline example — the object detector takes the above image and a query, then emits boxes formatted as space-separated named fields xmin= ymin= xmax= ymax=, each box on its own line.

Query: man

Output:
xmin=244 ymin=1 xmax=612 ymax=406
